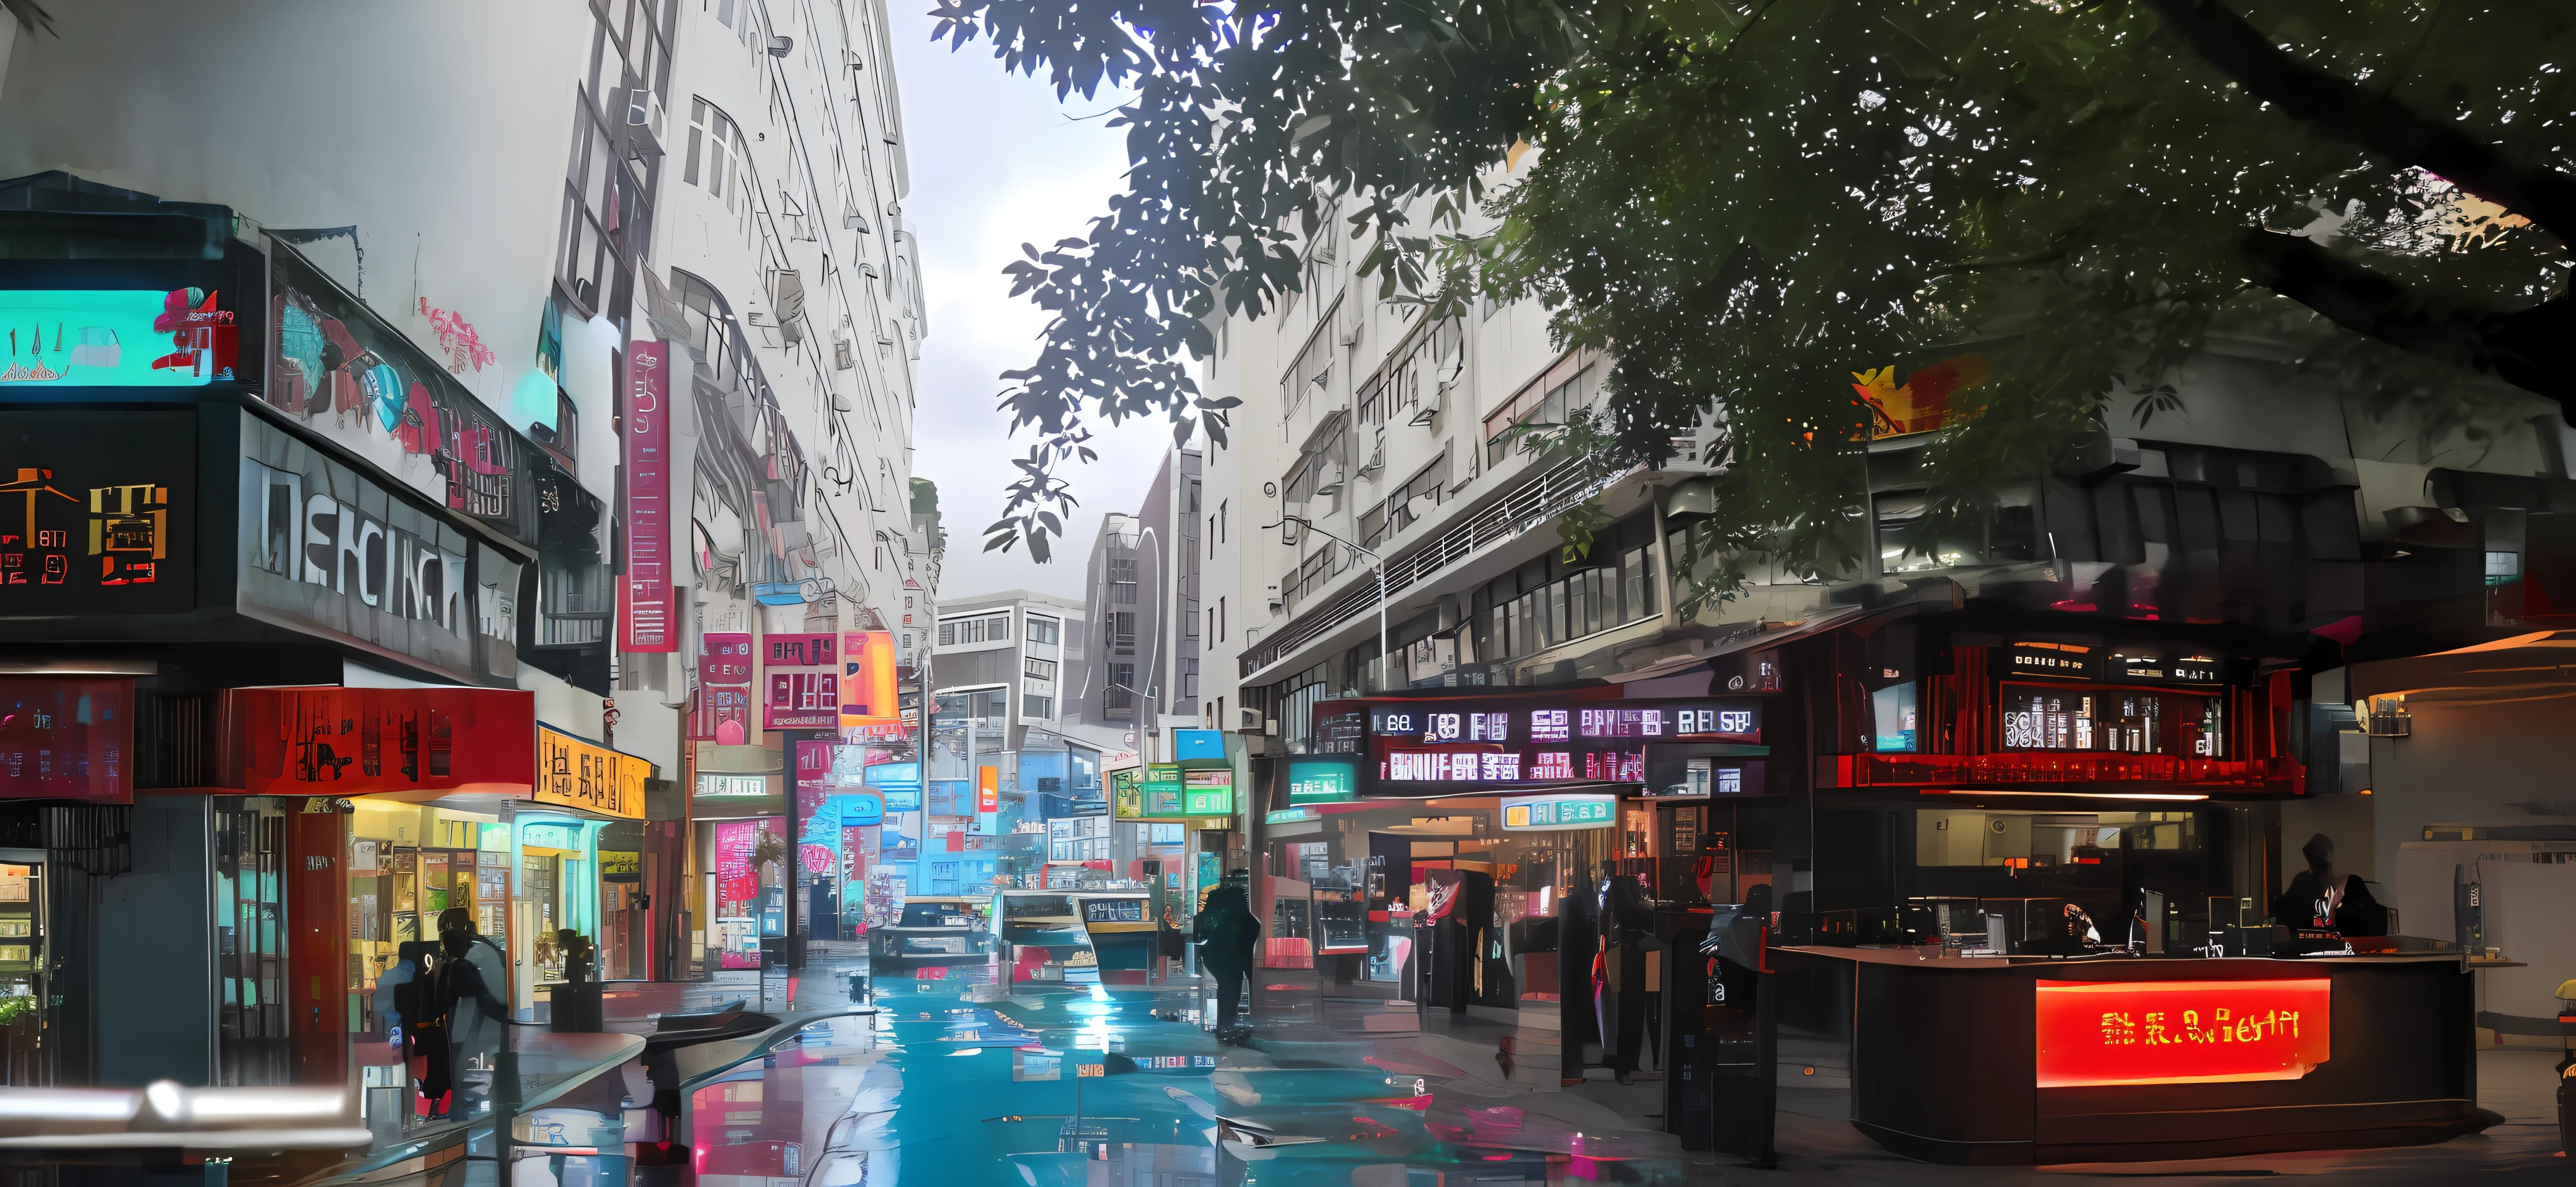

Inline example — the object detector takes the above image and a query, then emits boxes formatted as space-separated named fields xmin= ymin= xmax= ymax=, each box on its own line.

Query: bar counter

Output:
xmin=1770 ymin=946 xmax=2499 ymax=1164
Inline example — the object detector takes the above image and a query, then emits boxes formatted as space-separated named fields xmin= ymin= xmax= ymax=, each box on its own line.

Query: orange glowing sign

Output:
xmin=2035 ymin=978 xmax=2330 ymax=1089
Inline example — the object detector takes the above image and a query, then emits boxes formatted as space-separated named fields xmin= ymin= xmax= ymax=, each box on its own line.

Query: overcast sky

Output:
xmin=889 ymin=9 xmax=1169 ymax=604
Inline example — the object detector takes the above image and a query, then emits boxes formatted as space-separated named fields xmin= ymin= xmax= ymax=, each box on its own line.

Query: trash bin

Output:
xmin=548 ymin=980 xmax=604 ymax=1033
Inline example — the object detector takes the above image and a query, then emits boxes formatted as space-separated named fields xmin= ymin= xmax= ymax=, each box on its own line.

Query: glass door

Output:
xmin=0 ymin=854 xmax=45 ymax=1086
xmin=216 ymin=806 xmax=290 ymax=1085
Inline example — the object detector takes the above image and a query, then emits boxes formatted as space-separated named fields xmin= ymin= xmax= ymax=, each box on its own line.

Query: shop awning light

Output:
xmin=1929 ymin=790 xmax=2209 ymax=802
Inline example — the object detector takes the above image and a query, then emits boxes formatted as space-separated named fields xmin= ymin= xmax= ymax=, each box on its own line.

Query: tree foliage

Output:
xmin=934 ymin=0 xmax=2575 ymax=580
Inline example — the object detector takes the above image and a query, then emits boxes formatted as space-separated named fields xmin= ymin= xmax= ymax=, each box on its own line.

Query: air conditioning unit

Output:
xmin=771 ymin=269 xmax=806 ymax=324
xmin=1267 ymin=583 xmax=1284 ymax=612
xmin=624 ymin=91 xmax=668 ymax=159
xmin=1311 ymin=460 xmax=1346 ymax=496
xmin=1355 ymin=440 xmax=1384 ymax=478
xmin=846 ymin=206 xmax=870 ymax=233
xmin=834 ymin=338 xmax=855 ymax=370
xmin=1338 ymin=320 xmax=1362 ymax=348
xmin=1407 ymin=380 xmax=1447 ymax=426
xmin=780 ymin=317 xmax=805 ymax=345
xmin=877 ymin=318 xmax=897 ymax=345
xmin=1238 ymin=707 xmax=1269 ymax=734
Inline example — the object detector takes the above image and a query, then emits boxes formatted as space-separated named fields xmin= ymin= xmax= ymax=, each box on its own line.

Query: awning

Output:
xmin=1606 ymin=605 xmax=1879 ymax=697
xmin=2350 ymin=629 xmax=2576 ymax=701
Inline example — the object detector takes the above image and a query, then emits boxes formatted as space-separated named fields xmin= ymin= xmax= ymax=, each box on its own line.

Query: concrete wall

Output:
xmin=2366 ymin=693 xmax=2576 ymax=883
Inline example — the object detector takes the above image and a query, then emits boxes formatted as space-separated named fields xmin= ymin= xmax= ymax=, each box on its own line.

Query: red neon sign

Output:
xmin=2035 ymin=978 xmax=2330 ymax=1088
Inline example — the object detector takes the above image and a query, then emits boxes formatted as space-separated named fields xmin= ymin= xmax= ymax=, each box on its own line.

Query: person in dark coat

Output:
xmin=2273 ymin=833 xmax=2387 ymax=935
xmin=419 ymin=930 xmax=512 ymax=1117
xmin=1596 ymin=872 xmax=1657 ymax=1084
xmin=1194 ymin=881 xmax=1261 ymax=1039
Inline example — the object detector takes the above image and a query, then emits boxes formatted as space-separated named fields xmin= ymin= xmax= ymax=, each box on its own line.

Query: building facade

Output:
xmin=0 ymin=0 xmax=924 ymax=1096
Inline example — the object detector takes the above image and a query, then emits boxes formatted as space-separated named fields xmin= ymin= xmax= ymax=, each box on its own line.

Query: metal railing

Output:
xmin=1239 ymin=455 xmax=1638 ymax=680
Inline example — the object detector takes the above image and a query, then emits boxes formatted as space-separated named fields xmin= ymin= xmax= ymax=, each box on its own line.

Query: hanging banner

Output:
xmin=536 ymin=726 xmax=648 ymax=819
xmin=621 ymin=341 xmax=674 ymax=651
xmin=764 ymin=632 xmax=838 ymax=729
xmin=239 ymin=686 xmax=535 ymax=796
xmin=712 ymin=817 xmax=777 ymax=969
xmin=977 ymin=765 xmax=1000 ymax=814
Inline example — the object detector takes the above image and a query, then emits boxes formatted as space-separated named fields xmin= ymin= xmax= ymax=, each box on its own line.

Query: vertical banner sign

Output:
xmin=621 ymin=341 xmax=674 ymax=651
xmin=977 ymin=765 xmax=1000 ymax=814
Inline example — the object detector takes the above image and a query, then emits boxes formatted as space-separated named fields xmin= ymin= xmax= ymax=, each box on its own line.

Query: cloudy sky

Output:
xmin=887 ymin=9 xmax=1170 ymax=604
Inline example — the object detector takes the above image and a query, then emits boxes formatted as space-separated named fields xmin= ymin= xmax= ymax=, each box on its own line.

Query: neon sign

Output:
xmin=2035 ymin=978 xmax=2329 ymax=1088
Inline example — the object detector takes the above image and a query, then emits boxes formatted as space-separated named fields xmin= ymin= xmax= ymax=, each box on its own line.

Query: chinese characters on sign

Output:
xmin=2035 ymin=978 xmax=2331 ymax=1088
xmin=240 ymin=687 xmax=535 ymax=795
xmin=692 ymin=631 xmax=754 ymax=744
xmin=1499 ymin=793 xmax=1618 ymax=831
xmin=0 ymin=411 xmax=196 ymax=614
xmin=0 ymin=678 xmax=133 ymax=803
xmin=763 ymin=633 xmax=839 ymax=729
xmin=1361 ymin=698 xmax=1761 ymax=790
xmin=621 ymin=342 xmax=674 ymax=651
xmin=536 ymin=726 xmax=648 ymax=819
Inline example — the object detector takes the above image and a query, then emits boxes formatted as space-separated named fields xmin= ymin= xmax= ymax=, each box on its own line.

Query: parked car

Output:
xmin=867 ymin=896 xmax=994 ymax=968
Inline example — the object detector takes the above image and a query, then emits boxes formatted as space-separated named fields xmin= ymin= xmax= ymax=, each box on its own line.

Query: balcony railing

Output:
xmin=1240 ymin=453 xmax=1638 ymax=680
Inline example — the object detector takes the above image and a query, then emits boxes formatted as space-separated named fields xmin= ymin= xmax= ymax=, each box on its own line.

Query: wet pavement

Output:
xmin=635 ymin=951 xmax=2567 ymax=1187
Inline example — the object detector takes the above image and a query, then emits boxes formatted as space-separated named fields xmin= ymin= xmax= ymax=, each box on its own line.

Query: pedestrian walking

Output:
xmin=1194 ymin=880 xmax=1260 ymax=1043
xmin=433 ymin=908 xmax=511 ymax=1112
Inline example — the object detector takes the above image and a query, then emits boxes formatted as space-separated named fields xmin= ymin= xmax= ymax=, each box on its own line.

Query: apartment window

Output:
xmin=1106 ymin=663 xmax=1137 ymax=712
xmin=1484 ymin=351 xmax=1602 ymax=467
xmin=902 ymin=631 xmax=913 ymax=651
xmin=1023 ymin=693 xmax=1053 ymax=719
xmin=1026 ymin=616 xmax=1060 ymax=645
xmin=938 ymin=621 xmax=955 ymax=646
xmin=1385 ymin=455 xmax=1450 ymax=535
xmin=1181 ymin=658 xmax=1200 ymax=701
xmin=1208 ymin=605 xmax=1217 ymax=641
xmin=1219 ymin=500 xmax=1227 ymax=543
xmin=1218 ymin=596 xmax=1226 ymax=641
xmin=555 ymin=0 xmax=670 ymax=321
xmin=1107 ymin=611 xmax=1138 ymax=650
xmin=1358 ymin=378 xmax=1384 ymax=426
xmin=1208 ymin=514 xmax=1217 ymax=559
xmin=1024 ymin=656 xmax=1057 ymax=682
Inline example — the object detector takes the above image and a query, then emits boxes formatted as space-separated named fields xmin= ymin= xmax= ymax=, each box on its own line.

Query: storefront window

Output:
xmin=1998 ymin=683 xmax=2224 ymax=756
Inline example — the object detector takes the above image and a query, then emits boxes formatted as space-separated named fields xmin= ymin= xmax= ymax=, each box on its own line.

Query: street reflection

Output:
xmin=669 ymin=962 xmax=1694 ymax=1187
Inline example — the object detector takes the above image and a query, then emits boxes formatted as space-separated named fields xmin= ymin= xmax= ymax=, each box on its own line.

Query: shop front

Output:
xmin=1263 ymin=693 xmax=1770 ymax=1070
xmin=1725 ymin=613 xmax=2497 ymax=1164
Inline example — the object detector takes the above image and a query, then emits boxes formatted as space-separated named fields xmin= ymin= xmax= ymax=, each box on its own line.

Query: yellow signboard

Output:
xmin=536 ymin=727 xmax=648 ymax=819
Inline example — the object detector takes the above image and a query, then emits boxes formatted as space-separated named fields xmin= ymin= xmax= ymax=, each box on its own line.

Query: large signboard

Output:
xmin=0 ymin=289 xmax=235 ymax=387
xmin=621 ymin=342 xmax=674 ymax=651
xmin=0 ymin=678 xmax=133 ymax=803
xmin=1355 ymin=698 xmax=1763 ymax=792
xmin=2035 ymin=978 xmax=2329 ymax=1088
xmin=763 ymin=632 xmax=838 ymax=729
xmin=535 ymin=726 xmax=647 ymax=819
xmin=241 ymin=414 xmax=526 ymax=685
xmin=0 ymin=410 xmax=197 ymax=616
xmin=267 ymin=245 xmax=536 ymax=548
xmin=238 ymin=687 xmax=535 ymax=795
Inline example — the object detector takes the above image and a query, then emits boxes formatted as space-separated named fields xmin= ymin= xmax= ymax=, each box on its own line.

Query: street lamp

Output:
xmin=1268 ymin=515 xmax=1389 ymax=687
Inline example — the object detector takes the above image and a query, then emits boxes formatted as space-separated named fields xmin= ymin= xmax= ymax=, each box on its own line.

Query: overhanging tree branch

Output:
xmin=2238 ymin=227 xmax=2574 ymax=410
xmin=2142 ymin=0 xmax=2576 ymax=243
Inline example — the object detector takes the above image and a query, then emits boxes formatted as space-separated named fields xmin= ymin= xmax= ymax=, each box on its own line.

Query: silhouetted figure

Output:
xmin=1194 ymin=881 xmax=1260 ymax=1042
